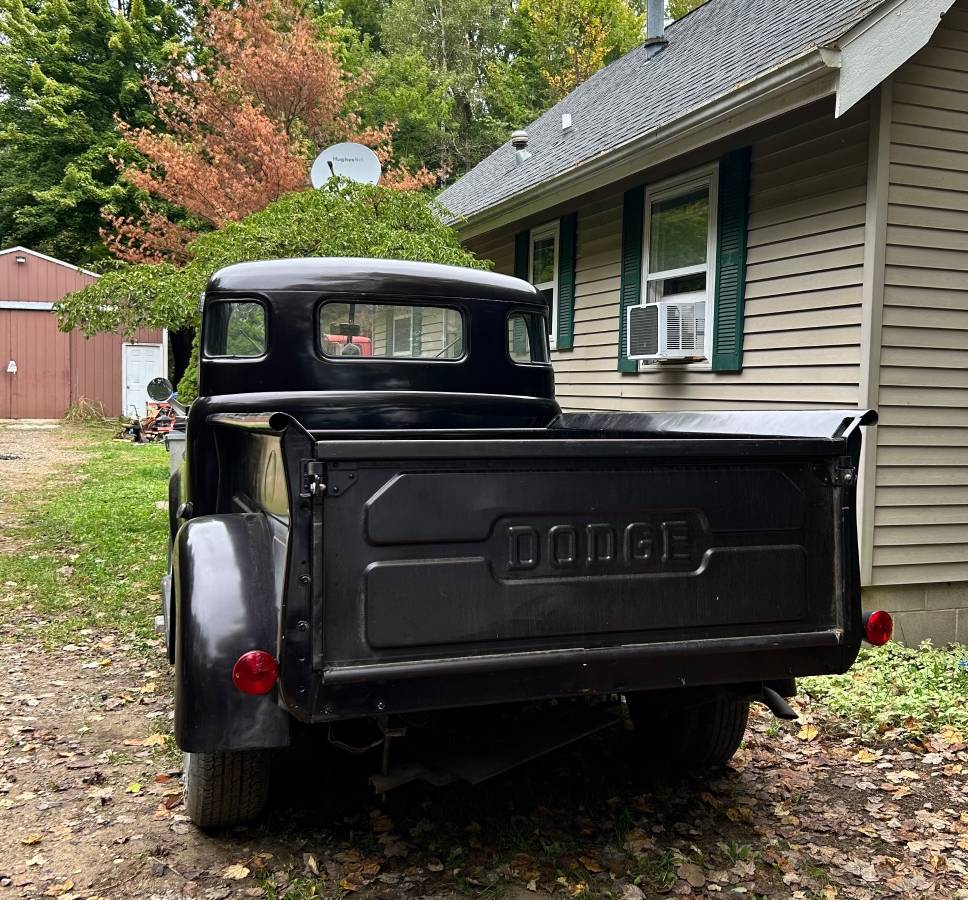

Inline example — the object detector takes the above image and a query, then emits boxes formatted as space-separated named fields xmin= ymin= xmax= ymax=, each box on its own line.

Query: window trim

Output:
xmin=529 ymin=220 xmax=560 ymax=350
xmin=639 ymin=163 xmax=719 ymax=371
xmin=390 ymin=305 xmax=414 ymax=357
xmin=202 ymin=297 xmax=269 ymax=360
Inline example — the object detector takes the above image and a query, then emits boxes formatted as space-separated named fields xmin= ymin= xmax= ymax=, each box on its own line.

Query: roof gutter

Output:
xmin=453 ymin=47 xmax=841 ymax=239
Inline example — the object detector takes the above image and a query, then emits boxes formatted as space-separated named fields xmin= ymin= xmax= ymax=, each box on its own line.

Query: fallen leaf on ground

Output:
xmin=678 ymin=862 xmax=705 ymax=888
xmin=125 ymin=782 xmax=141 ymax=794
xmin=853 ymin=748 xmax=880 ymax=763
xmin=20 ymin=833 xmax=42 ymax=845
xmin=797 ymin=724 xmax=819 ymax=741
xmin=579 ymin=855 xmax=604 ymax=874
xmin=43 ymin=880 xmax=73 ymax=897
xmin=625 ymin=828 xmax=655 ymax=855
xmin=222 ymin=863 xmax=250 ymax=880
xmin=143 ymin=733 xmax=167 ymax=746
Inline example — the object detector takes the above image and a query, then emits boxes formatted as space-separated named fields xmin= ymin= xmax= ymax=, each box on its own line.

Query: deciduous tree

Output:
xmin=107 ymin=0 xmax=434 ymax=264
xmin=666 ymin=0 xmax=704 ymax=21
xmin=380 ymin=0 xmax=507 ymax=171
xmin=518 ymin=0 xmax=643 ymax=103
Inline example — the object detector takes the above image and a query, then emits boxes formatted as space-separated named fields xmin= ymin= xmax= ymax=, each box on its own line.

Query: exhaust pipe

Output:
xmin=759 ymin=685 xmax=798 ymax=720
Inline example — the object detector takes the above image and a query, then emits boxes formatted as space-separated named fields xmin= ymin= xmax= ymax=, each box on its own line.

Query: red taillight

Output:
xmin=863 ymin=610 xmax=893 ymax=646
xmin=232 ymin=650 xmax=278 ymax=694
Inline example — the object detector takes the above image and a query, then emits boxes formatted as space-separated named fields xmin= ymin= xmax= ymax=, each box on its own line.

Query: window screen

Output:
xmin=204 ymin=301 xmax=266 ymax=358
xmin=507 ymin=312 xmax=549 ymax=364
xmin=319 ymin=302 xmax=464 ymax=359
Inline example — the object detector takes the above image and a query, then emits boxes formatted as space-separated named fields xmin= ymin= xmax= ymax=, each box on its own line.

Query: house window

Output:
xmin=391 ymin=307 xmax=413 ymax=356
xmin=641 ymin=165 xmax=719 ymax=365
xmin=529 ymin=222 xmax=559 ymax=348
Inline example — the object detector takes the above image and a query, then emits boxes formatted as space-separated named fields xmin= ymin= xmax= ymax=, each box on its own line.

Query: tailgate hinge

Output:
xmin=831 ymin=456 xmax=858 ymax=487
xmin=300 ymin=460 xmax=326 ymax=498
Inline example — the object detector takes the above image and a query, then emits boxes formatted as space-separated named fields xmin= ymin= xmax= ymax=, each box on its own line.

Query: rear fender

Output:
xmin=173 ymin=513 xmax=290 ymax=752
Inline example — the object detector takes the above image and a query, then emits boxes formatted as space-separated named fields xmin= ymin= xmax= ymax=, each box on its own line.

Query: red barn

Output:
xmin=0 ymin=246 xmax=165 ymax=419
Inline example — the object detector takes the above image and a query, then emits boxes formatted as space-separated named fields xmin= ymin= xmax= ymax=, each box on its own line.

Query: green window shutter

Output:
xmin=712 ymin=147 xmax=752 ymax=372
xmin=513 ymin=230 xmax=530 ymax=280
xmin=556 ymin=213 xmax=577 ymax=350
xmin=618 ymin=186 xmax=645 ymax=373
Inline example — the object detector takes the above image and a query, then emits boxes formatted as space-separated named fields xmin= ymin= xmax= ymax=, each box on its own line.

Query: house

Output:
xmin=438 ymin=0 xmax=968 ymax=644
xmin=0 ymin=246 xmax=165 ymax=418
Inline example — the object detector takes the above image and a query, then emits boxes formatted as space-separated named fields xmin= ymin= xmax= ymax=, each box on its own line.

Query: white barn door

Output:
xmin=122 ymin=343 xmax=164 ymax=418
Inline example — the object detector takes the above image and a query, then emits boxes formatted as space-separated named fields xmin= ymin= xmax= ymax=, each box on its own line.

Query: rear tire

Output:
xmin=625 ymin=688 xmax=750 ymax=771
xmin=183 ymin=749 xmax=272 ymax=828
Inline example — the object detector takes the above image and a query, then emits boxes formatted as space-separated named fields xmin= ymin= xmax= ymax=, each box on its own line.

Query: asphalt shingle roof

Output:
xmin=438 ymin=0 xmax=884 ymax=222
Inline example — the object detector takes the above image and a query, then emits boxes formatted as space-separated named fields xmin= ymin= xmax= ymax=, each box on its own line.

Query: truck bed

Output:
xmin=204 ymin=404 xmax=872 ymax=723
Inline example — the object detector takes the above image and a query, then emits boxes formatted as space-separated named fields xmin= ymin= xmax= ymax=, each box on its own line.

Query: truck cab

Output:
xmin=161 ymin=257 xmax=886 ymax=828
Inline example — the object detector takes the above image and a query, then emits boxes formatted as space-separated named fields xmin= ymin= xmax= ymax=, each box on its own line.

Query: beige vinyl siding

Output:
xmin=871 ymin=7 xmax=968 ymax=587
xmin=469 ymin=103 xmax=870 ymax=412
xmin=370 ymin=307 xmax=454 ymax=358
xmin=471 ymin=230 xmax=515 ymax=277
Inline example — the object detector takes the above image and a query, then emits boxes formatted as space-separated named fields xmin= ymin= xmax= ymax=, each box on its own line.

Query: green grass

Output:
xmin=0 ymin=427 xmax=169 ymax=645
xmin=801 ymin=641 xmax=968 ymax=736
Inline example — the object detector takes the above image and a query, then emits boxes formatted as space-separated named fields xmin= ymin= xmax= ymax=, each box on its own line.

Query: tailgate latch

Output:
xmin=831 ymin=456 xmax=857 ymax=487
xmin=300 ymin=460 xmax=326 ymax=498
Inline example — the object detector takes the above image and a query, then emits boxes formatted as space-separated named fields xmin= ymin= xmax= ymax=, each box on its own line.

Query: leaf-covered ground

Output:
xmin=1 ymin=424 xmax=967 ymax=900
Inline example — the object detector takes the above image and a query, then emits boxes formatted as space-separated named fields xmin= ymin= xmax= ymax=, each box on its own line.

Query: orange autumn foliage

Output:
xmin=105 ymin=0 xmax=435 ymax=264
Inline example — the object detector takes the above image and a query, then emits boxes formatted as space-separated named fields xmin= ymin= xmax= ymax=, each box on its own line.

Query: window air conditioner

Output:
xmin=627 ymin=299 xmax=706 ymax=362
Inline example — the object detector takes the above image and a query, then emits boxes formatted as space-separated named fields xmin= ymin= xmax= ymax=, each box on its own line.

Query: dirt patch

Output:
xmin=0 ymin=427 xmax=966 ymax=900
xmin=0 ymin=423 xmax=86 ymax=558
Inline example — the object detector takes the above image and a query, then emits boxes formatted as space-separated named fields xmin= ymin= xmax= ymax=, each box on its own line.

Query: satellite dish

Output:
xmin=311 ymin=142 xmax=382 ymax=188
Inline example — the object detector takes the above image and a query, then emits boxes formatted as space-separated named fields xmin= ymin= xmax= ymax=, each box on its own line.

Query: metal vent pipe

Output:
xmin=645 ymin=0 xmax=668 ymax=57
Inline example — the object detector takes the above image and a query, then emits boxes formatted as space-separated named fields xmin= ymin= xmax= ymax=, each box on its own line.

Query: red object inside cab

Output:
xmin=323 ymin=334 xmax=373 ymax=357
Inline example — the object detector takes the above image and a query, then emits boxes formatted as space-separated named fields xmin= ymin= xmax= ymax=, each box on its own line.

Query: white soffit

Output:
xmin=834 ymin=0 xmax=957 ymax=116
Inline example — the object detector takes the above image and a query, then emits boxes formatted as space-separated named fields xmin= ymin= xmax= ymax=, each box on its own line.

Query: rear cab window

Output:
xmin=204 ymin=300 xmax=267 ymax=358
xmin=319 ymin=301 xmax=464 ymax=360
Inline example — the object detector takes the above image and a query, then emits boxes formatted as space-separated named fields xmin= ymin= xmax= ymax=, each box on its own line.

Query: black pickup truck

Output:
xmin=157 ymin=257 xmax=889 ymax=828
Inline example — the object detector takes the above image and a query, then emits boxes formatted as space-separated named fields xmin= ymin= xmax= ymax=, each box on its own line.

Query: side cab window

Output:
xmin=507 ymin=311 xmax=550 ymax=364
xmin=204 ymin=301 xmax=267 ymax=358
